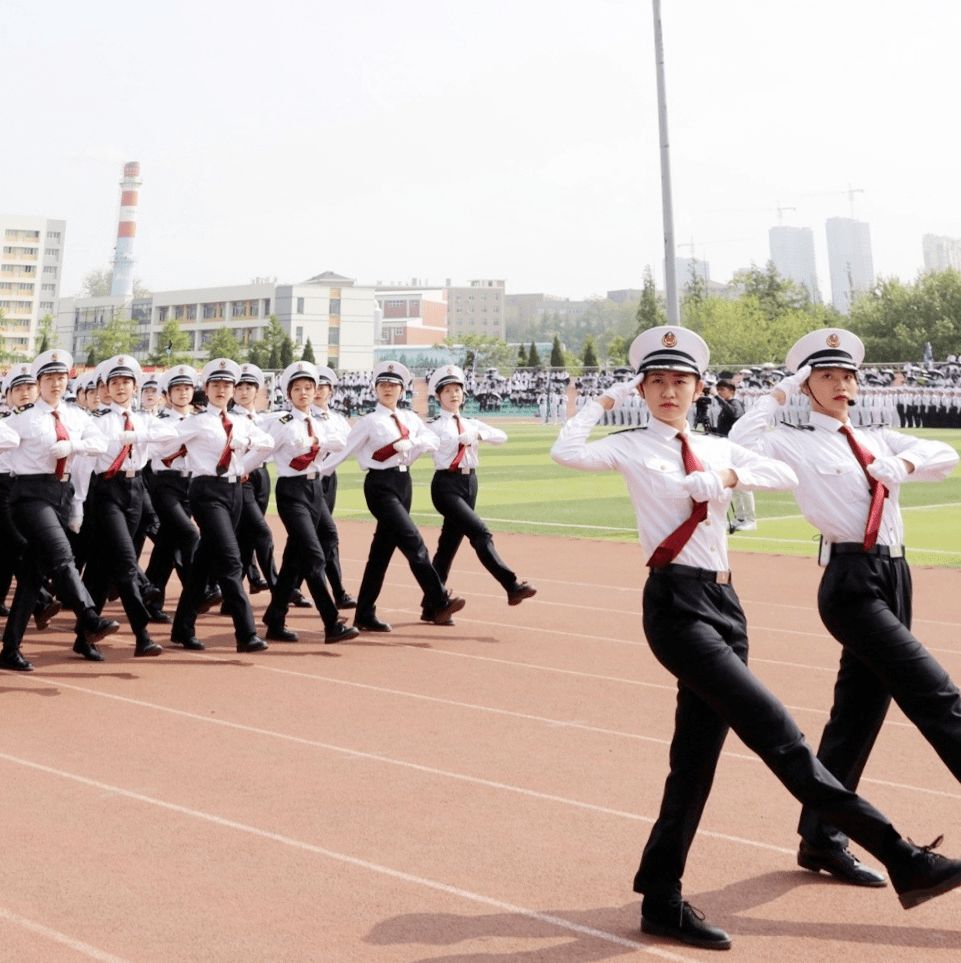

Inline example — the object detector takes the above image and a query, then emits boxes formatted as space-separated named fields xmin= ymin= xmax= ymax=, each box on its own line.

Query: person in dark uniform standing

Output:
xmin=0 ymin=350 xmax=120 ymax=672
xmin=551 ymin=326 xmax=961 ymax=951
xmin=422 ymin=364 xmax=535 ymax=621
xmin=80 ymin=354 xmax=179 ymax=659
xmin=168 ymin=358 xmax=274 ymax=654
xmin=260 ymin=360 xmax=358 ymax=644
xmin=730 ymin=328 xmax=961 ymax=890
xmin=322 ymin=361 xmax=465 ymax=633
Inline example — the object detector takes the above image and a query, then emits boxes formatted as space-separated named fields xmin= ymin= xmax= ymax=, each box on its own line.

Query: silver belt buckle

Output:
xmin=889 ymin=545 xmax=904 ymax=559
xmin=715 ymin=570 xmax=731 ymax=585
xmin=124 ymin=470 xmax=138 ymax=478
xmin=398 ymin=465 xmax=408 ymax=472
xmin=459 ymin=467 xmax=471 ymax=475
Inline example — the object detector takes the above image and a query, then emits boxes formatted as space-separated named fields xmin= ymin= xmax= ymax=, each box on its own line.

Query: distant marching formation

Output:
xmin=0 ymin=353 xmax=536 ymax=672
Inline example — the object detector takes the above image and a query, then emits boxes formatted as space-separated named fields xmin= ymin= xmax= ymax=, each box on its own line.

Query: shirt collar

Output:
xmin=809 ymin=411 xmax=850 ymax=432
xmin=646 ymin=417 xmax=683 ymax=442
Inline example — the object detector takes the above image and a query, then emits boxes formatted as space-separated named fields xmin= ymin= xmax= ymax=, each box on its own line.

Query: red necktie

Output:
xmin=839 ymin=425 xmax=888 ymax=551
xmin=161 ymin=444 xmax=188 ymax=469
xmin=449 ymin=413 xmax=468 ymax=471
xmin=371 ymin=412 xmax=410 ymax=462
xmin=647 ymin=432 xmax=709 ymax=569
xmin=103 ymin=412 xmax=134 ymax=479
xmin=215 ymin=409 xmax=233 ymax=475
xmin=52 ymin=411 xmax=69 ymax=479
xmin=290 ymin=416 xmax=320 ymax=471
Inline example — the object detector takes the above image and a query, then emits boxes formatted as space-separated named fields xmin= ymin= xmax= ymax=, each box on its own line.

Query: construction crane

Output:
xmin=801 ymin=185 xmax=865 ymax=219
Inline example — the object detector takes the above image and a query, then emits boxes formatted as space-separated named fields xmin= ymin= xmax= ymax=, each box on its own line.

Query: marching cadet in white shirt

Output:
xmin=260 ymin=361 xmax=358 ymax=644
xmin=0 ymin=350 xmax=119 ymax=672
xmin=168 ymin=358 xmax=274 ymax=654
xmin=81 ymin=354 xmax=179 ymax=659
xmin=423 ymin=365 xmax=535 ymax=621
xmin=322 ymin=361 xmax=465 ymax=633
xmin=551 ymin=326 xmax=961 ymax=950
xmin=730 ymin=327 xmax=961 ymax=891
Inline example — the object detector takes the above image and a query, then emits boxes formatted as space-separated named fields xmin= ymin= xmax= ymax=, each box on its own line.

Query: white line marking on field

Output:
xmin=0 ymin=906 xmax=136 ymax=963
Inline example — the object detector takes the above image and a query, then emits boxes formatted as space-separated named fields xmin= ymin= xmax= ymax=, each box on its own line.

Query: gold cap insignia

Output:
xmin=52 ymin=352 xmax=59 ymax=361
xmin=827 ymin=334 xmax=841 ymax=348
xmin=388 ymin=364 xmax=395 ymax=371
xmin=118 ymin=357 xmax=125 ymax=364
xmin=661 ymin=332 xmax=678 ymax=348
xmin=219 ymin=360 xmax=227 ymax=368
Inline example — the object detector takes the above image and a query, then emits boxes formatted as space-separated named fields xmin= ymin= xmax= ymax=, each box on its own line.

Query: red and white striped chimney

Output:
xmin=110 ymin=161 xmax=142 ymax=297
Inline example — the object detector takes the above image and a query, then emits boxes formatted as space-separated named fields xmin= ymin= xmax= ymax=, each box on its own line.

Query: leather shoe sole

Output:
xmin=265 ymin=626 xmax=299 ymax=642
xmin=353 ymin=618 xmax=392 ymax=633
xmin=641 ymin=904 xmax=732 ymax=951
xmin=0 ymin=650 xmax=34 ymax=672
xmin=507 ymin=582 xmax=537 ymax=606
xmin=83 ymin=620 xmax=119 ymax=647
xmin=237 ymin=636 xmax=269 ymax=653
xmin=798 ymin=842 xmax=887 ymax=887
xmin=35 ymin=599 xmax=63 ymax=631
xmin=170 ymin=636 xmax=206 ymax=651
xmin=135 ymin=640 xmax=163 ymax=658
xmin=336 ymin=595 xmax=357 ymax=609
xmin=421 ymin=613 xmax=455 ymax=626
xmin=325 ymin=623 xmax=360 ymax=644
xmin=73 ymin=639 xmax=105 ymax=662
xmin=433 ymin=595 xmax=465 ymax=624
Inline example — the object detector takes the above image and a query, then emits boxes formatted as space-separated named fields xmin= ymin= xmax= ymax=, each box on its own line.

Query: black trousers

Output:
xmin=239 ymin=468 xmax=278 ymax=589
xmin=2 ymin=475 xmax=97 ymax=650
xmin=429 ymin=470 xmax=516 ymax=597
xmin=83 ymin=473 xmax=152 ymax=637
xmin=264 ymin=475 xmax=339 ymax=630
xmin=0 ymin=472 xmax=26 ymax=604
xmin=321 ymin=472 xmax=347 ymax=598
xmin=172 ymin=477 xmax=257 ymax=643
xmin=633 ymin=567 xmax=902 ymax=899
xmin=355 ymin=468 xmax=446 ymax=621
xmin=798 ymin=551 xmax=961 ymax=850
xmin=144 ymin=471 xmax=200 ymax=602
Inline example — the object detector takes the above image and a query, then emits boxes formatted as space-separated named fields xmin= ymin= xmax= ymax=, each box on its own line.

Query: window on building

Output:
xmin=329 ymin=297 xmax=340 ymax=314
xmin=45 ymin=248 xmax=59 ymax=257
xmin=295 ymin=326 xmax=303 ymax=344
xmin=42 ymin=266 xmax=56 ymax=276
xmin=328 ymin=326 xmax=339 ymax=345
xmin=47 ymin=231 xmax=61 ymax=239
xmin=263 ymin=298 xmax=270 ymax=315
xmin=297 ymin=297 xmax=305 ymax=313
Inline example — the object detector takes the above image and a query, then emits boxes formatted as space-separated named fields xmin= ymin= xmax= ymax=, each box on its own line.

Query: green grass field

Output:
xmin=273 ymin=423 xmax=961 ymax=569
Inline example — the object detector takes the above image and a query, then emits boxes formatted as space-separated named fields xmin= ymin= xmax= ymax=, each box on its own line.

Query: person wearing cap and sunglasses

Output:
xmin=730 ymin=328 xmax=961 ymax=891
xmin=422 ymin=364 xmax=535 ymax=620
xmin=79 ymin=355 xmax=179 ymax=659
xmin=259 ymin=361 xmax=358 ymax=644
xmin=0 ymin=350 xmax=121 ymax=672
xmin=551 ymin=325 xmax=961 ymax=950
xmin=167 ymin=358 xmax=275 ymax=654
xmin=321 ymin=361 xmax=465 ymax=633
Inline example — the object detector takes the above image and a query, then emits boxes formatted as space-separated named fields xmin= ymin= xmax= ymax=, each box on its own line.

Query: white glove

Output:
xmin=50 ymin=439 xmax=74 ymax=458
xmin=867 ymin=455 xmax=910 ymax=485
xmin=68 ymin=516 xmax=83 ymax=534
xmin=680 ymin=469 xmax=727 ymax=503
xmin=393 ymin=439 xmax=413 ymax=454
xmin=457 ymin=428 xmax=479 ymax=446
xmin=229 ymin=434 xmax=248 ymax=451
xmin=120 ymin=430 xmax=137 ymax=445
xmin=298 ymin=435 xmax=316 ymax=452
xmin=772 ymin=365 xmax=812 ymax=404
xmin=600 ymin=375 xmax=643 ymax=408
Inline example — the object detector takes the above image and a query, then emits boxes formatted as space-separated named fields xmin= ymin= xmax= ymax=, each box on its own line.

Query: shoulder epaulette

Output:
xmin=861 ymin=422 xmax=887 ymax=431
xmin=157 ymin=410 xmax=170 ymax=419
xmin=611 ymin=425 xmax=648 ymax=435
xmin=91 ymin=408 xmax=108 ymax=418
xmin=0 ymin=410 xmax=11 ymax=419
xmin=779 ymin=420 xmax=814 ymax=431
xmin=12 ymin=403 xmax=34 ymax=414
xmin=279 ymin=413 xmax=293 ymax=424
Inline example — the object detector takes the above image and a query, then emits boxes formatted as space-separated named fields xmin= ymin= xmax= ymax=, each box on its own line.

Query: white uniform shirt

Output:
xmin=730 ymin=394 xmax=958 ymax=546
xmin=0 ymin=398 xmax=106 ymax=474
xmin=268 ymin=407 xmax=345 ymax=478
xmin=148 ymin=408 xmax=193 ymax=472
xmin=173 ymin=405 xmax=274 ymax=478
xmin=551 ymin=400 xmax=798 ymax=571
xmin=425 ymin=409 xmax=507 ymax=471
xmin=322 ymin=403 xmax=438 ymax=474
xmin=89 ymin=402 xmax=178 ymax=474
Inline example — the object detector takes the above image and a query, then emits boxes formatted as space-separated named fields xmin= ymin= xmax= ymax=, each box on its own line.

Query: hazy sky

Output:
xmin=4 ymin=0 xmax=959 ymax=302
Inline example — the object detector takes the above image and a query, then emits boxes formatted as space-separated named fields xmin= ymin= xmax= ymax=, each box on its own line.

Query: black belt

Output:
xmin=14 ymin=472 xmax=71 ymax=483
xmin=156 ymin=469 xmax=191 ymax=478
xmin=373 ymin=465 xmax=408 ymax=473
xmin=649 ymin=562 xmax=732 ymax=585
xmin=98 ymin=470 xmax=141 ymax=480
xmin=443 ymin=467 xmax=475 ymax=475
xmin=831 ymin=542 xmax=905 ymax=559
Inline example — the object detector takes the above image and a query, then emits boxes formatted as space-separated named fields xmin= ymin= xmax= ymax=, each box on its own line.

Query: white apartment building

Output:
xmin=56 ymin=271 xmax=378 ymax=371
xmin=826 ymin=217 xmax=874 ymax=314
xmin=769 ymin=225 xmax=820 ymax=301
xmin=0 ymin=215 xmax=66 ymax=357
xmin=922 ymin=234 xmax=961 ymax=274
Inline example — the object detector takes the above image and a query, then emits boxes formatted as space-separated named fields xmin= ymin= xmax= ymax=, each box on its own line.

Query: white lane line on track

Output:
xmin=0 ymin=750 xmax=721 ymax=963
xmin=0 ymin=906 xmax=137 ymax=963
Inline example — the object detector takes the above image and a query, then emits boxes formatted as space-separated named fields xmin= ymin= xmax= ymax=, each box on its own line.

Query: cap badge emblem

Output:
xmin=661 ymin=332 xmax=678 ymax=348
xmin=827 ymin=334 xmax=841 ymax=348
xmin=219 ymin=361 xmax=227 ymax=369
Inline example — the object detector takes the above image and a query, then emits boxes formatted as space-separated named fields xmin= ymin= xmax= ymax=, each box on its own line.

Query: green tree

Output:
xmin=90 ymin=313 xmax=137 ymax=363
xmin=438 ymin=334 xmax=514 ymax=372
xmin=279 ymin=335 xmax=295 ymax=368
xmin=527 ymin=340 xmax=541 ymax=367
xmin=246 ymin=339 xmax=272 ymax=369
xmin=636 ymin=266 xmax=667 ymax=332
xmin=605 ymin=335 xmax=631 ymax=367
xmin=581 ymin=336 xmax=598 ymax=369
xmin=206 ymin=327 xmax=244 ymax=362
xmin=731 ymin=261 xmax=811 ymax=319
xmin=79 ymin=267 xmax=151 ymax=298
xmin=517 ymin=342 xmax=528 ymax=366
xmin=36 ymin=313 xmax=57 ymax=352
xmin=680 ymin=260 xmax=708 ymax=324
xmin=301 ymin=338 xmax=316 ymax=363
xmin=550 ymin=334 xmax=564 ymax=367
xmin=85 ymin=346 xmax=97 ymax=367
xmin=148 ymin=318 xmax=194 ymax=366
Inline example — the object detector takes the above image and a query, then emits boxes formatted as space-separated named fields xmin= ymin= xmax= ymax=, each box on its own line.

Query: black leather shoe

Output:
xmin=248 ymin=577 xmax=269 ymax=594
xmin=641 ymin=900 xmax=731 ymax=951
xmin=0 ymin=603 xmax=10 ymax=617
xmin=197 ymin=591 xmax=223 ymax=615
xmin=237 ymin=635 xmax=269 ymax=653
xmin=0 ymin=649 xmax=33 ymax=672
xmin=433 ymin=594 xmax=465 ymax=624
xmin=889 ymin=836 xmax=961 ymax=909
xmin=34 ymin=598 xmax=63 ymax=631
xmin=336 ymin=593 xmax=357 ymax=609
xmin=507 ymin=581 xmax=537 ymax=606
xmin=73 ymin=637 xmax=105 ymax=662
xmin=325 ymin=622 xmax=360 ymax=644
xmin=265 ymin=624 xmax=299 ymax=642
xmin=135 ymin=633 xmax=163 ymax=657
xmin=290 ymin=591 xmax=313 ymax=608
xmin=147 ymin=608 xmax=173 ymax=624
xmin=84 ymin=618 xmax=120 ymax=646
xmin=798 ymin=841 xmax=887 ymax=887
xmin=421 ymin=612 xmax=455 ymax=626
xmin=170 ymin=635 xmax=206 ymax=651
xmin=353 ymin=616 xmax=392 ymax=633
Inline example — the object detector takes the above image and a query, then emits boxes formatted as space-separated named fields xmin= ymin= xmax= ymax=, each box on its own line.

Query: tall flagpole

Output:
xmin=652 ymin=0 xmax=679 ymax=325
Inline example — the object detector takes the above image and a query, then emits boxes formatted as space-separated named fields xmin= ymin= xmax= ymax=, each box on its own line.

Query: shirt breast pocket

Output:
xmin=642 ymin=454 xmax=687 ymax=498
xmin=814 ymin=458 xmax=862 ymax=481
